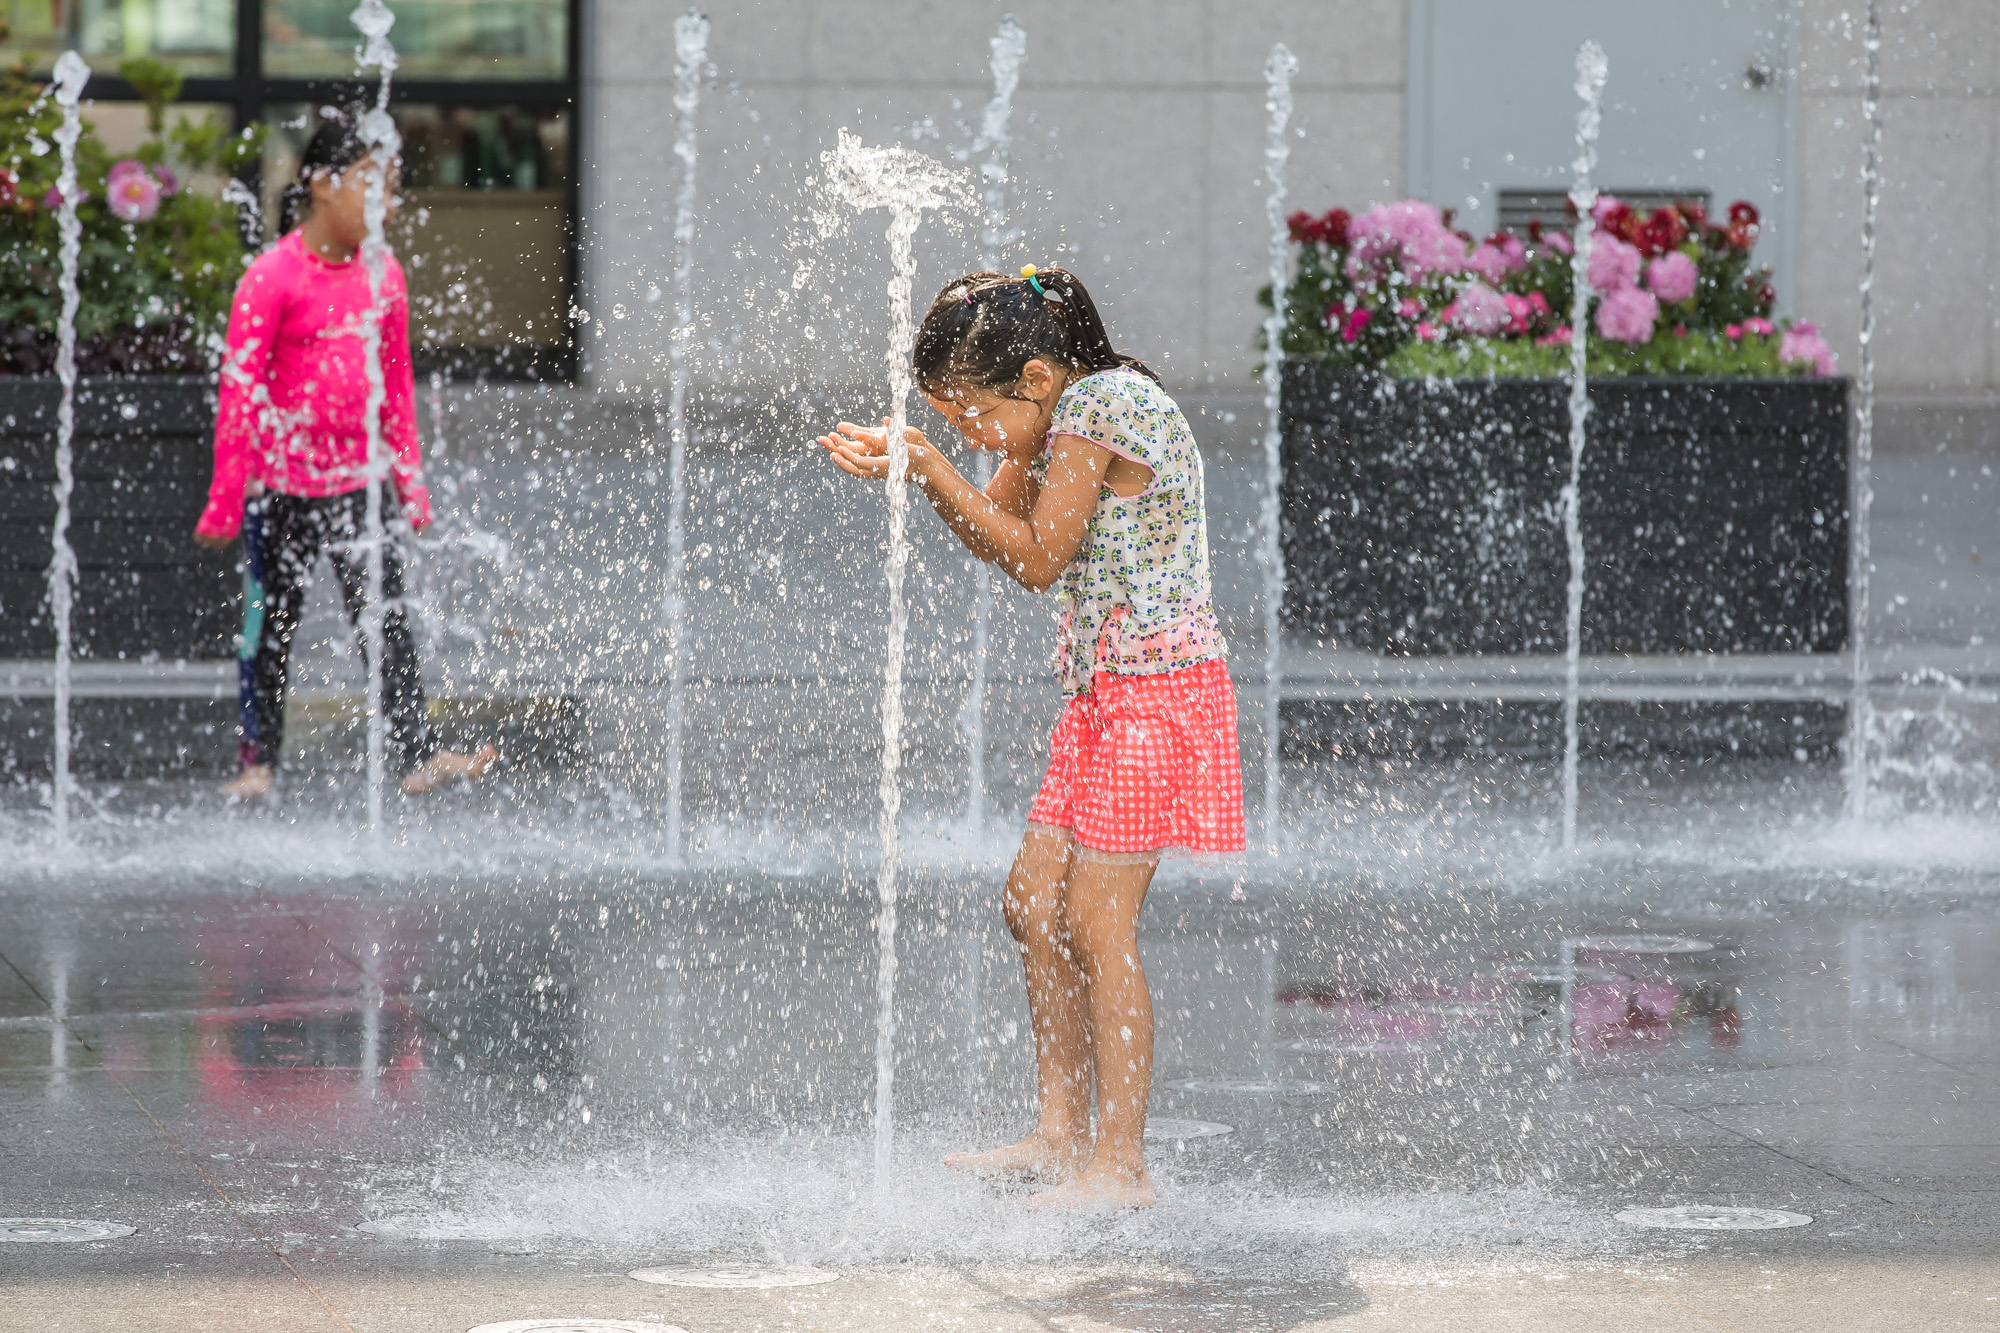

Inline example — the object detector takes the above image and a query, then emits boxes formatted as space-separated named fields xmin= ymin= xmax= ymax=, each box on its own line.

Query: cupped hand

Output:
xmin=816 ymin=417 xmax=941 ymax=483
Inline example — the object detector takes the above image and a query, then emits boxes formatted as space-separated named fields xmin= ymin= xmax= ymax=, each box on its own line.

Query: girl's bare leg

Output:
xmin=944 ymin=824 xmax=1094 ymax=1180
xmin=1027 ymin=853 xmax=1159 ymax=1210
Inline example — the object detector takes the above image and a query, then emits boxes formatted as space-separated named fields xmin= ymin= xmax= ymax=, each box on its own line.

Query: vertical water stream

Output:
xmin=351 ymin=0 xmax=402 ymax=838
xmin=1258 ymin=44 xmax=1297 ymax=852
xmin=1845 ymin=1 xmax=1882 ymax=824
xmin=46 ymin=50 xmax=89 ymax=852
xmin=1560 ymin=42 xmax=1606 ymax=853
xmin=663 ymin=7 xmax=710 ymax=862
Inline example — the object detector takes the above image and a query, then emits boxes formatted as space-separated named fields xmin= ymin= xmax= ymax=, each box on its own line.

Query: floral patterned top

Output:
xmin=1031 ymin=366 xmax=1226 ymax=695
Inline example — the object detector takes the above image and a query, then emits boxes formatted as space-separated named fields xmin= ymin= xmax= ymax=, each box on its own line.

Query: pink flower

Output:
xmin=41 ymin=185 xmax=87 ymax=210
xmin=1594 ymin=285 xmax=1660 ymax=343
xmin=1646 ymin=250 xmax=1699 ymax=304
xmin=108 ymin=169 xmax=160 ymax=223
xmin=1344 ymin=199 xmax=1468 ymax=285
xmin=108 ymin=158 xmax=145 ymax=183
xmin=1545 ymin=230 xmax=1573 ymax=256
xmin=1464 ymin=236 xmax=1527 ymax=284
xmin=1502 ymin=291 xmax=1533 ymax=334
xmin=153 ymin=165 xmax=177 ymax=197
xmin=1780 ymin=321 xmax=1838 ymax=376
xmin=1587 ymin=233 xmax=1642 ymax=293
xmin=1537 ymin=326 xmax=1573 ymax=347
xmin=1396 ymin=298 xmax=1423 ymax=318
xmin=1743 ymin=316 xmax=1774 ymax=336
xmin=1590 ymin=193 xmax=1626 ymax=226
xmin=1341 ymin=304 xmax=1373 ymax=343
xmin=1415 ymin=320 xmax=1441 ymax=342
xmin=1445 ymin=281 xmax=1511 ymax=336
xmin=1724 ymin=323 xmax=1744 ymax=339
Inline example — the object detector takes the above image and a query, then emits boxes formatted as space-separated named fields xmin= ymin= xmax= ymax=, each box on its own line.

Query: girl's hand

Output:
xmin=816 ymin=418 xmax=944 ymax=484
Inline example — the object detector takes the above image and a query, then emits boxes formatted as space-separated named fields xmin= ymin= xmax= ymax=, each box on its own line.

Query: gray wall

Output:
xmin=579 ymin=0 xmax=2000 ymax=446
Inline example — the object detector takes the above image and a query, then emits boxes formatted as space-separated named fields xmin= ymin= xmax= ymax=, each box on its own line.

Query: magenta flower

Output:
xmin=1725 ymin=324 xmax=1743 ymax=339
xmin=154 ymin=165 xmax=177 ymax=197
xmin=1344 ymin=199 xmax=1468 ymax=285
xmin=1590 ymin=194 xmax=1626 ymax=226
xmin=42 ymin=185 xmax=87 ymax=210
xmin=1646 ymin=250 xmax=1698 ymax=304
xmin=108 ymin=169 xmax=161 ymax=223
xmin=1743 ymin=317 xmax=1775 ymax=336
xmin=1545 ymin=230 xmax=1573 ymax=256
xmin=108 ymin=158 xmax=145 ymax=183
xmin=1415 ymin=320 xmax=1441 ymax=342
xmin=1341 ymin=305 xmax=1373 ymax=343
xmin=1780 ymin=321 xmax=1838 ymax=375
xmin=1587 ymin=234 xmax=1642 ymax=293
xmin=1537 ymin=326 xmax=1573 ymax=347
xmin=1594 ymin=285 xmax=1660 ymax=343
xmin=1396 ymin=297 xmax=1423 ymax=318
xmin=1502 ymin=291 xmax=1533 ymax=334
xmin=1464 ymin=238 xmax=1525 ymax=284
xmin=1445 ymin=281 xmax=1512 ymax=336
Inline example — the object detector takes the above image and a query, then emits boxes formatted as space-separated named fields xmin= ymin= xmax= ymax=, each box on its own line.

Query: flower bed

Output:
xmin=1263 ymin=194 xmax=1835 ymax=380
xmin=0 ymin=55 xmax=255 ymax=373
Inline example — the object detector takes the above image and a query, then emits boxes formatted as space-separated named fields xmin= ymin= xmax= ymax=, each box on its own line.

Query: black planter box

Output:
xmin=1279 ymin=365 xmax=1850 ymax=655
xmin=0 ymin=375 xmax=233 ymax=660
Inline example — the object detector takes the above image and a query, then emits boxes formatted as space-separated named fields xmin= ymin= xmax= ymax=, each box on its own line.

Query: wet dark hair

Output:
xmin=278 ymin=103 xmax=375 ymax=236
xmin=912 ymin=267 xmax=1158 ymax=398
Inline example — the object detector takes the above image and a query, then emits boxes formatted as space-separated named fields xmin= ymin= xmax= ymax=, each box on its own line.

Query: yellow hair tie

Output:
xmin=1021 ymin=264 xmax=1046 ymax=296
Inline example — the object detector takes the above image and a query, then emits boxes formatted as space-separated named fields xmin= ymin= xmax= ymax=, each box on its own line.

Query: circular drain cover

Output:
xmin=470 ymin=1323 xmax=688 ymax=1333
xmin=0 ymin=1218 xmax=136 ymax=1243
xmin=1577 ymin=936 xmax=1713 ymax=955
xmin=1616 ymin=1205 xmax=1812 ymax=1231
xmin=1145 ymin=1118 xmax=1233 ymax=1142
xmin=629 ymin=1265 xmax=839 ymax=1289
xmin=1168 ymin=1075 xmax=1323 ymax=1095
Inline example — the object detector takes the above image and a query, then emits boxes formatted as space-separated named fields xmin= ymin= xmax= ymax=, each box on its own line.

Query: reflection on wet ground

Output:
xmin=1 ymin=841 xmax=1996 ymax=1330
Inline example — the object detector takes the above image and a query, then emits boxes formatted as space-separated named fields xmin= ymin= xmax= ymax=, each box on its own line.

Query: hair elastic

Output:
xmin=1020 ymin=264 xmax=1045 ymax=297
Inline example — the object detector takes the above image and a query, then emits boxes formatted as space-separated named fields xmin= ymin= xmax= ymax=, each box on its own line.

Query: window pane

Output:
xmin=263 ymin=103 xmax=571 ymax=368
xmin=80 ymin=0 xmax=234 ymax=76
xmin=1 ymin=1 xmax=233 ymax=77
xmin=264 ymin=0 xmax=568 ymax=81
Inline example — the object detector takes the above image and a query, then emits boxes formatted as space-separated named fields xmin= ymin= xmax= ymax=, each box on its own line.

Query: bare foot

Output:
xmin=1024 ymin=1157 xmax=1155 ymax=1211
xmin=223 ymin=764 xmax=275 ymax=802
xmin=943 ymin=1132 xmax=1089 ymax=1182
xmin=401 ymin=744 xmax=499 ymax=795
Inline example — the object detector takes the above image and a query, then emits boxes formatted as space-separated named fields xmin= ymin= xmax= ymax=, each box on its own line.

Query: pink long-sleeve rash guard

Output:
xmin=195 ymin=230 xmax=431 ymax=541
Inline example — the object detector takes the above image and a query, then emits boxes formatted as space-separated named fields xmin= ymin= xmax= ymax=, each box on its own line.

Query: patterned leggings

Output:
xmin=237 ymin=488 xmax=439 ymax=774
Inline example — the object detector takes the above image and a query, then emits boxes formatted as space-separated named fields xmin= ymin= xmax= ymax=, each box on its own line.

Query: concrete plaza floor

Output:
xmin=1 ymin=790 xmax=1996 ymax=1331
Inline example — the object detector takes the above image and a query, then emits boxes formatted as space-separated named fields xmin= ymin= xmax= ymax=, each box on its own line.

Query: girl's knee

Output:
xmin=1059 ymin=905 xmax=1136 ymax=970
xmin=1002 ymin=882 xmax=1061 ymax=947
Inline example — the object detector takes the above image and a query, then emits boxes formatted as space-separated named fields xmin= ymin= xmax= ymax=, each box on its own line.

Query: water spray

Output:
xmin=1258 ymin=42 xmax=1297 ymax=853
xmin=962 ymin=12 xmax=1026 ymax=842
xmin=1560 ymin=41 xmax=1606 ymax=854
xmin=824 ymin=130 xmax=966 ymax=1193
xmin=662 ymin=7 xmax=710 ymax=863
xmin=351 ymin=0 xmax=403 ymax=839
xmin=1845 ymin=1 xmax=1882 ymax=825
xmin=46 ymin=50 xmax=89 ymax=853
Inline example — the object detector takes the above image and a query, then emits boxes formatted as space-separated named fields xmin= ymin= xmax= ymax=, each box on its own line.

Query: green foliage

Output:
xmin=0 ymin=57 xmax=264 ymax=373
xmin=1385 ymin=328 xmax=1799 ymax=380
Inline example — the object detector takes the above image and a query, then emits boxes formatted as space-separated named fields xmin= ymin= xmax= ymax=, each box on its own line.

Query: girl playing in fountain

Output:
xmin=194 ymin=106 xmax=496 ymax=800
xmin=819 ymin=266 xmax=1245 ymax=1209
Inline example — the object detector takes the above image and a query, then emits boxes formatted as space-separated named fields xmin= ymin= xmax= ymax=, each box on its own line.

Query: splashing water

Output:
xmin=661 ymin=7 xmax=709 ymax=865
xmin=823 ymin=129 xmax=968 ymax=1191
xmin=45 ymin=50 xmax=89 ymax=853
xmin=1846 ymin=1 xmax=1883 ymax=824
xmin=1560 ymin=41 xmax=1606 ymax=854
xmin=352 ymin=0 xmax=402 ymax=839
xmin=963 ymin=13 xmax=1026 ymax=839
xmin=1258 ymin=44 xmax=1297 ymax=853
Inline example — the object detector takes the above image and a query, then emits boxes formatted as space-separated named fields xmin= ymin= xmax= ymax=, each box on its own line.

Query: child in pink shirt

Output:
xmin=195 ymin=106 xmax=494 ymax=800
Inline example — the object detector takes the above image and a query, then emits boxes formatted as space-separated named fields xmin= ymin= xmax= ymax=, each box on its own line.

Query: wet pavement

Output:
xmin=2 ymin=820 xmax=1996 ymax=1331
